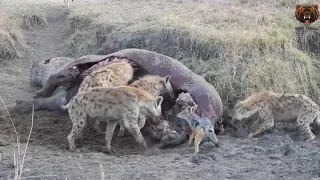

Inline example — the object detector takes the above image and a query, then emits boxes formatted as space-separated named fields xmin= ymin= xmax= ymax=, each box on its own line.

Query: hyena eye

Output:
xmin=208 ymin=129 xmax=213 ymax=132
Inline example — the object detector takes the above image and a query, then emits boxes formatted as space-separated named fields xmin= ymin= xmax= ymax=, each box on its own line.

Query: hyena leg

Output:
xmin=137 ymin=114 xmax=146 ymax=130
xmin=297 ymin=115 xmax=316 ymax=141
xmin=104 ymin=120 xmax=119 ymax=154
xmin=123 ymin=118 xmax=148 ymax=150
xmin=67 ymin=112 xmax=87 ymax=152
xmin=118 ymin=120 xmax=126 ymax=137
xmin=94 ymin=119 xmax=105 ymax=134
xmin=248 ymin=115 xmax=274 ymax=138
xmin=193 ymin=127 xmax=206 ymax=154
xmin=118 ymin=114 xmax=146 ymax=137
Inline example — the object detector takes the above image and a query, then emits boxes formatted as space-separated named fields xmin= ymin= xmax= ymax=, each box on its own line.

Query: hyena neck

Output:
xmin=139 ymin=100 xmax=154 ymax=114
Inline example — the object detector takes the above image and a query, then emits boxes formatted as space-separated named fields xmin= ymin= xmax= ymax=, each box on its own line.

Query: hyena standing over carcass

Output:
xmin=62 ymin=86 xmax=164 ymax=153
xmin=77 ymin=58 xmax=134 ymax=133
xmin=117 ymin=75 xmax=175 ymax=138
xmin=229 ymin=91 xmax=320 ymax=141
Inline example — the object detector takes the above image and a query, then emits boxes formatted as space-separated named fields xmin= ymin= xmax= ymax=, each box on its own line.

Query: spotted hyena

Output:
xmin=116 ymin=75 xmax=174 ymax=137
xmin=62 ymin=86 xmax=164 ymax=153
xmin=78 ymin=58 xmax=134 ymax=133
xmin=229 ymin=91 xmax=320 ymax=141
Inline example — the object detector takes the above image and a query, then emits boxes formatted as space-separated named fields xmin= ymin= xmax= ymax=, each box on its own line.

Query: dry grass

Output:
xmin=0 ymin=96 xmax=34 ymax=179
xmin=65 ymin=0 xmax=320 ymax=107
xmin=0 ymin=0 xmax=48 ymax=62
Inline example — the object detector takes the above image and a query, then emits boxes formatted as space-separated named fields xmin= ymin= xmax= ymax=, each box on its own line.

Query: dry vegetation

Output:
xmin=0 ymin=0 xmax=48 ymax=62
xmin=66 ymin=0 xmax=320 ymax=108
xmin=1 ymin=0 xmax=320 ymax=179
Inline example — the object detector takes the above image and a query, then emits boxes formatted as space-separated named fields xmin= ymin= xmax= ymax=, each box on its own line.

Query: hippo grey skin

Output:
xmin=34 ymin=48 xmax=224 ymax=127
xmin=14 ymin=57 xmax=78 ymax=114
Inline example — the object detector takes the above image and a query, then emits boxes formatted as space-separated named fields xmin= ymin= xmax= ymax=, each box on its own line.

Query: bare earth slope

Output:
xmin=0 ymin=3 xmax=320 ymax=180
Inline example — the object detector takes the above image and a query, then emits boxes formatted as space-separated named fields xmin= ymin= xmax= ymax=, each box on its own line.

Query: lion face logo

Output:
xmin=295 ymin=4 xmax=319 ymax=25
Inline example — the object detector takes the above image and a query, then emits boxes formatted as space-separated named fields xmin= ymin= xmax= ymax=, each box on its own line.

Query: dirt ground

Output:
xmin=0 ymin=3 xmax=320 ymax=180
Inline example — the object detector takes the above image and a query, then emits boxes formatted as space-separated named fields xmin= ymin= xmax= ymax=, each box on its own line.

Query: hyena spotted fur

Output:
xmin=78 ymin=58 xmax=134 ymax=133
xmin=116 ymin=75 xmax=174 ymax=137
xmin=78 ymin=58 xmax=133 ymax=92
xmin=229 ymin=91 xmax=320 ymax=141
xmin=62 ymin=86 xmax=164 ymax=153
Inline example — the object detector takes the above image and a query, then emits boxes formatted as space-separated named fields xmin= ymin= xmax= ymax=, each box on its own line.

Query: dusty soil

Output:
xmin=0 ymin=3 xmax=320 ymax=180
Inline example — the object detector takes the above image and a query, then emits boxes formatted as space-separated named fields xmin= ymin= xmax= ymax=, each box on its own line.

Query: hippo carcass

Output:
xmin=14 ymin=57 xmax=78 ymax=114
xmin=34 ymin=48 xmax=224 ymax=127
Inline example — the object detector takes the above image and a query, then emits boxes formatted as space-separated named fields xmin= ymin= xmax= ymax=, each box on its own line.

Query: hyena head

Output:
xmin=229 ymin=102 xmax=259 ymax=121
xmin=140 ymin=96 xmax=164 ymax=124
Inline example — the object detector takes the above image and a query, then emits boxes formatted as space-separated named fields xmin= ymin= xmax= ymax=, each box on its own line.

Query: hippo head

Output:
xmin=34 ymin=66 xmax=80 ymax=98
xmin=14 ymin=100 xmax=36 ymax=114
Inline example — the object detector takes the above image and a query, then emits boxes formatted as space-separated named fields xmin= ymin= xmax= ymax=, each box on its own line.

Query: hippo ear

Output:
xmin=156 ymin=96 xmax=163 ymax=107
xmin=164 ymin=75 xmax=171 ymax=84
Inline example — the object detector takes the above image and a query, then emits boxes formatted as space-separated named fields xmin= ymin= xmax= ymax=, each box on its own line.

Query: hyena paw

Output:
xmin=102 ymin=146 xmax=116 ymax=154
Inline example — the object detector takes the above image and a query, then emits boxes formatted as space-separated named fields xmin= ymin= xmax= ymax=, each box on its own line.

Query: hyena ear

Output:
xmin=156 ymin=96 xmax=164 ymax=107
xmin=164 ymin=75 xmax=171 ymax=84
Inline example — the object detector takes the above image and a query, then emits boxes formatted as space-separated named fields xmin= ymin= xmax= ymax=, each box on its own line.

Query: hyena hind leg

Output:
xmin=104 ymin=121 xmax=119 ymax=154
xmin=123 ymin=117 xmax=148 ymax=150
xmin=118 ymin=114 xmax=146 ymax=137
xmin=94 ymin=119 xmax=105 ymax=134
xmin=297 ymin=115 xmax=316 ymax=141
xmin=67 ymin=113 xmax=87 ymax=152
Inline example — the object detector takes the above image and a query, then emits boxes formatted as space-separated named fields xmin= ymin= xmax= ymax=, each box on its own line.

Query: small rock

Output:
xmin=207 ymin=153 xmax=217 ymax=161
xmin=269 ymin=155 xmax=280 ymax=160
xmin=254 ymin=146 xmax=262 ymax=152
xmin=191 ymin=155 xmax=201 ymax=165
xmin=173 ymin=155 xmax=182 ymax=161
xmin=283 ymin=145 xmax=296 ymax=156
xmin=0 ymin=139 xmax=7 ymax=146
xmin=232 ymin=129 xmax=248 ymax=138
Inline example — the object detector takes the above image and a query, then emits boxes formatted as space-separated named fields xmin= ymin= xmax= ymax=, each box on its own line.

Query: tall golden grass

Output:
xmin=66 ymin=0 xmax=320 ymax=107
